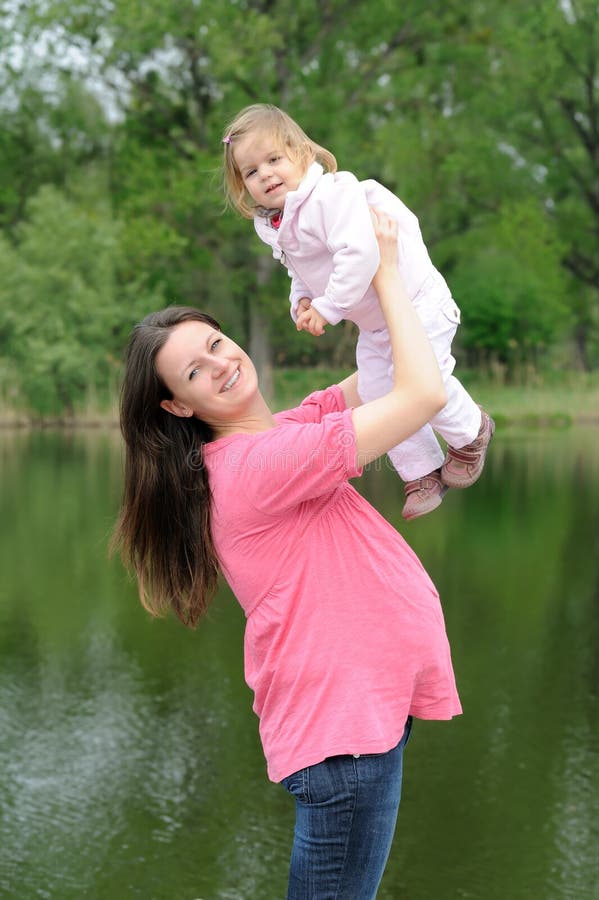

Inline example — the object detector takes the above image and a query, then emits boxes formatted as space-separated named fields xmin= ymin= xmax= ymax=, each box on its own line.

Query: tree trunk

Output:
xmin=249 ymin=254 xmax=274 ymax=401
xmin=572 ymin=322 xmax=590 ymax=372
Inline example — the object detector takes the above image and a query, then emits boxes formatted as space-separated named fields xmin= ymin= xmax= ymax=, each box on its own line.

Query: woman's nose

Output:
xmin=211 ymin=356 xmax=227 ymax=376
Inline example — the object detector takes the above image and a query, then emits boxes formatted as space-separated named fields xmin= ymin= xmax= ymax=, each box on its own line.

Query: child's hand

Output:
xmin=295 ymin=296 xmax=323 ymax=335
xmin=296 ymin=304 xmax=328 ymax=336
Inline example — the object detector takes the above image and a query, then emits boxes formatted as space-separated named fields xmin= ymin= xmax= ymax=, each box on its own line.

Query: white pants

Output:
xmin=356 ymin=279 xmax=481 ymax=482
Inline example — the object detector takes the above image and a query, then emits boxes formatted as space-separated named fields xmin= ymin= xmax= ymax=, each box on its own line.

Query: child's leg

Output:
xmin=412 ymin=288 xmax=482 ymax=447
xmin=357 ymin=330 xmax=446 ymax=519
xmin=430 ymin=375 xmax=481 ymax=448
xmin=356 ymin=330 xmax=445 ymax=480
xmin=413 ymin=287 xmax=494 ymax=487
xmin=385 ymin=427 xmax=444 ymax=481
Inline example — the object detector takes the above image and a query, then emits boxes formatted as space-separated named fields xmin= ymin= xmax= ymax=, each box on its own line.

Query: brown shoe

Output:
xmin=402 ymin=469 xmax=447 ymax=520
xmin=441 ymin=408 xmax=495 ymax=489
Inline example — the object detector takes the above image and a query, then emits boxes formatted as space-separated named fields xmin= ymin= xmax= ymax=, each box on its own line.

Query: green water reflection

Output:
xmin=1 ymin=428 xmax=598 ymax=899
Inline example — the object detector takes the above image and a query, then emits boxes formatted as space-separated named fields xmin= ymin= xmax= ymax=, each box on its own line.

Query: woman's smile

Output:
xmin=221 ymin=368 xmax=240 ymax=392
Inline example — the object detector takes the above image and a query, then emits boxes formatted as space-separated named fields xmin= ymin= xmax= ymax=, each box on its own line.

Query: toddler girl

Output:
xmin=222 ymin=103 xmax=494 ymax=519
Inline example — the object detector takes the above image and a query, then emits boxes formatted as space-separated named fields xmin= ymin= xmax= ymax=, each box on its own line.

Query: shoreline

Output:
xmin=2 ymin=369 xmax=598 ymax=430
xmin=2 ymin=411 xmax=599 ymax=431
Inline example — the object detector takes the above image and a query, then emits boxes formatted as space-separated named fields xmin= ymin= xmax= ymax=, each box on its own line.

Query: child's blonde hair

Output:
xmin=222 ymin=104 xmax=337 ymax=218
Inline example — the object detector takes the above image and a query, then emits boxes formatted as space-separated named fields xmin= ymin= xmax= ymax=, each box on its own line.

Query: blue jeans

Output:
xmin=281 ymin=717 xmax=412 ymax=899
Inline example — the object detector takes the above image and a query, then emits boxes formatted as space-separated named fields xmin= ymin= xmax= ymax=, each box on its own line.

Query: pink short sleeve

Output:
xmin=240 ymin=407 xmax=362 ymax=516
xmin=276 ymin=384 xmax=347 ymax=426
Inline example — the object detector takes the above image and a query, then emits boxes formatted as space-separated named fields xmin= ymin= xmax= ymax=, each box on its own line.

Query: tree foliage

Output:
xmin=0 ymin=0 xmax=598 ymax=415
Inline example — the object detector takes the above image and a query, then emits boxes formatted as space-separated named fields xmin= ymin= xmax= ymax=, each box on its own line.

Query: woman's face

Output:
xmin=155 ymin=320 xmax=259 ymax=427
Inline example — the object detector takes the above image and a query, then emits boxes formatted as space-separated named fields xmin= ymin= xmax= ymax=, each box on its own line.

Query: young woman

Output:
xmin=113 ymin=213 xmax=462 ymax=899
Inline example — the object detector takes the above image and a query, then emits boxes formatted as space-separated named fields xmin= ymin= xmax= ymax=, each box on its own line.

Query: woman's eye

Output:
xmin=189 ymin=367 xmax=200 ymax=381
xmin=211 ymin=338 xmax=221 ymax=352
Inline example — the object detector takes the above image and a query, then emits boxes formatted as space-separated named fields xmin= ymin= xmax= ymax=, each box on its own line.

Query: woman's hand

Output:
xmin=370 ymin=208 xmax=400 ymax=291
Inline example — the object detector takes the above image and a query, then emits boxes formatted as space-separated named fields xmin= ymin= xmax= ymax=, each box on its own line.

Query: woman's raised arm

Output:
xmin=348 ymin=211 xmax=447 ymax=467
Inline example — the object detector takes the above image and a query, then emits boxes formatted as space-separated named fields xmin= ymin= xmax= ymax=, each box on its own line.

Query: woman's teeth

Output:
xmin=223 ymin=369 xmax=240 ymax=391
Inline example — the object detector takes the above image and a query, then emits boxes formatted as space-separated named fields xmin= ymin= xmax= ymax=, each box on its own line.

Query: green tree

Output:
xmin=0 ymin=182 xmax=157 ymax=416
xmin=4 ymin=0 xmax=598 ymax=417
xmin=0 ymin=27 xmax=110 ymax=234
xmin=472 ymin=0 xmax=599 ymax=367
xmin=449 ymin=200 xmax=571 ymax=372
xmin=21 ymin=0 xmax=478 ymax=382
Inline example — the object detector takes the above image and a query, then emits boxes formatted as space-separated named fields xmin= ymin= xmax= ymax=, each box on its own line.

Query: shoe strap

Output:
xmin=404 ymin=473 xmax=443 ymax=495
xmin=445 ymin=444 xmax=481 ymax=464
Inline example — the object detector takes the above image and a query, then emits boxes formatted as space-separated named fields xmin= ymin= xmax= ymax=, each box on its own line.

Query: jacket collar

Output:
xmin=254 ymin=162 xmax=324 ymax=230
xmin=284 ymin=161 xmax=323 ymax=213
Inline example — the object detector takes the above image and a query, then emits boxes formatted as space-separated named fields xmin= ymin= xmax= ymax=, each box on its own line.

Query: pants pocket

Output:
xmin=281 ymin=768 xmax=309 ymax=804
xmin=439 ymin=294 xmax=461 ymax=326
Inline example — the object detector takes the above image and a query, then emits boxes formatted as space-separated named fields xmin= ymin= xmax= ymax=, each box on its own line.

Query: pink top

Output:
xmin=203 ymin=386 xmax=461 ymax=782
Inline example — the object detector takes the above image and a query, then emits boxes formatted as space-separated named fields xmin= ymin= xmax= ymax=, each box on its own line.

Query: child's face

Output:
xmin=233 ymin=132 xmax=306 ymax=210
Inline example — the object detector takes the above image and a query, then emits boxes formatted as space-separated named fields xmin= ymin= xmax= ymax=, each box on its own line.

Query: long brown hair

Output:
xmin=112 ymin=306 xmax=222 ymax=628
xmin=222 ymin=103 xmax=338 ymax=218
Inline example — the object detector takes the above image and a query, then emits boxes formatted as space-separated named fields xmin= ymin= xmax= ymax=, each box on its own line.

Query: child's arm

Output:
xmin=253 ymin=217 xmax=315 ymax=325
xmin=308 ymin=176 xmax=382 ymax=326
xmin=289 ymin=274 xmax=313 ymax=323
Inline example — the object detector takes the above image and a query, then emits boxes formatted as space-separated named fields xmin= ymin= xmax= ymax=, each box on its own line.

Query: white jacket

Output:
xmin=253 ymin=162 xmax=451 ymax=332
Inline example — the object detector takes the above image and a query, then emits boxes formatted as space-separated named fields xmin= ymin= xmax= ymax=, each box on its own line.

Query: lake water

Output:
xmin=1 ymin=426 xmax=598 ymax=900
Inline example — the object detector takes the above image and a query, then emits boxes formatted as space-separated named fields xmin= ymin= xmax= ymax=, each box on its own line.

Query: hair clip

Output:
xmin=222 ymin=135 xmax=232 ymax=145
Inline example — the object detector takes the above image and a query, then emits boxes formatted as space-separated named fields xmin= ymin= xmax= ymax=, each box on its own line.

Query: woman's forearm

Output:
xmin=374 ymin=263 xmax=445 ymax=406
xmin=338 ymin=371 xmax=362 ymax=407
xmin=350 ymin=213 xmax=446 ymax=466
